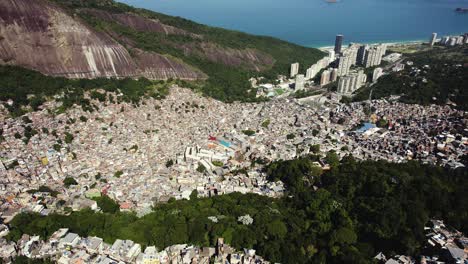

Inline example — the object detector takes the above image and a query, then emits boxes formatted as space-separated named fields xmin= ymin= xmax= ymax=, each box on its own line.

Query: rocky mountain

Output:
xmin=0 ymin=0 xmax=324 ymax=101
xmin=0 ymin=0 xmax=204 ymax=80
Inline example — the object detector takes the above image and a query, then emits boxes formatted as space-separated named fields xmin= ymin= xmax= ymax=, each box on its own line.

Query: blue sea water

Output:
xmin=117 ymin=0 xmax=468 ymax=47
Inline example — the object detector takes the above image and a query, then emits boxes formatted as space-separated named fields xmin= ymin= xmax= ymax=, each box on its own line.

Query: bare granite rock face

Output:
xmin=0 ymin=0 xmax=205 ymax=80
xmin=81 ymin=8 xmax=275 ymax=71
xmin=191 ymin=42 xmax=275 ymax=71
xmin=81 ymin=8 xmax=202 ymax=38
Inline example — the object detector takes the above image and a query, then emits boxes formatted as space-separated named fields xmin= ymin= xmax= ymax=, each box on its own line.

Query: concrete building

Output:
xmin=305 ymin=52 xmax=334 ymax=80
xmin=330 ymin=68 xmax=338 ymax=82
xmin=364 ymin=48 xmax=376 ymax=68
xmin=334 ymin=34 xmax=344 ymax=54
xmin=448 ymin=37 xmax=457 ymax=46
xmin=337 ymin=55 xmax=352 ymax=76
xmin=439 ymin=34 xmax=467 ymax=46
xmin=357 ymin=45 xmax=369 ymax=65
xmin=320 ymin=70 xmax=331 ymax=86
xmin=363 ymin=44 xmax=386 ymax=68
xmin=290 ymin=63 xmax=299 ymax=78
xmin=345 ymin=43 xmax=360 ymax=65
xmin=372 ymin=67 xmax=383 ymax=82
xmin=430 ymin=33 xmax=437 ymax=46
xmin=327 ymin=50 xmax=336 ymax=61
xmin=337 ymin=70 xmax=366 ymax=94
xmin=440 ymin=36 xmax=450 ymax=45
xmin=295 ymin=74 xmax=305 ymax=90
xmin=392 ymin=63 xmax=405 ymax=72
xmin=306 ymin=67 xmax=315 ymax=80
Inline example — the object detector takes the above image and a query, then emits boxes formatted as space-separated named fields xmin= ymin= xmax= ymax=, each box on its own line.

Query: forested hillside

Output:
xmin=7 ymin=157 xmax=467 ymax=263
xmin=353 ymin=46 xmax=468 ymax=110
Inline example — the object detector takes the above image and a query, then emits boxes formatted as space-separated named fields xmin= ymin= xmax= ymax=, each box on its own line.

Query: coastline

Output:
xmin=315 ymin=39 xmax=427 ymax=51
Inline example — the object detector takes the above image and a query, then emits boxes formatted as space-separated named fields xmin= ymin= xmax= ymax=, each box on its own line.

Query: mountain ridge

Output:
xmin=0 ymin=0 xmax=325 ymax=101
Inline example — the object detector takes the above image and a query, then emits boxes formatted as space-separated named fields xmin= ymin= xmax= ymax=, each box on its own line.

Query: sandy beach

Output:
xmin=317 ymin=39 xmax=426 ymax=51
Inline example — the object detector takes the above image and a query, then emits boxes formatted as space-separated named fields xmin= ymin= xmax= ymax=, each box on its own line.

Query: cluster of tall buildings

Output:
xmin=361 ymin=44 xmax=387 ymax=67
xmin=333 ymin=34 xmax=387 ymax=78
xmin=439 ymin=33 xmax=468 ymax=46
xmin=305 ymin=52 xmax=335 ymax=79
xmin=336 ymin=44 xmax=387 ymax=77
xmin=289 ymin=34 xmax=389 ymax=92
xmin=328 ymin=34 xmax=388 ymax=93
xmin=289 ymin=50 xmax=335 ymax=89
xmin=337 ymin=70 xmax=367 ymax=94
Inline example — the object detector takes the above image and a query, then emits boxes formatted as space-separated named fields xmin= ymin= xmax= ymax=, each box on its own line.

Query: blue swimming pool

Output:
xmin=219 ymin=140 xmax=231 ymax=148
xmin=356 ymin=123 xmax=376 ymax=133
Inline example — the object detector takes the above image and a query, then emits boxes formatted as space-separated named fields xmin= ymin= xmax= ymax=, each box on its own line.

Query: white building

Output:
xmin=337 ymin=55 xmax=352 ymax=76
xmin=320 ymin=70 xmax=331 ymax=86
xmin=295 ymin=74 xmax=305 ymax=90
xmin=448 ymin=37 xmax=457 ymax=46
xmin=392 ymin=63 xmax=405 ymax=72
xmin=430 ymin=32 xmax=437 ymax=46
xmin=305 ymin=67 xmax=315 ymax=79
xmin=372 ymin=67 xmax=383 ymax=82
xmin=382 ymin=53 xmax=402 ymax=63
xmin=363 ymin=44 xmax=387 ymax=68
xmin=440 ymin=36 xmax=450 ymax=45
xmin=59 ymin=233 xmax=80 ymax=248
xmin=290 ymin=62 xmax=299 ymax=78
xmin=345 ymin=43 xmax=360 ymax=65
xmin=337 ymin=70 xmax=367 ymax=94
xmin=305 ymin=52 xmax=333 ymax=80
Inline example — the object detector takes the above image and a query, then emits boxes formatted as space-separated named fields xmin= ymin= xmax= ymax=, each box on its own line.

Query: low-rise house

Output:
xmin=59 ymin=233 xmax=80 ymax=249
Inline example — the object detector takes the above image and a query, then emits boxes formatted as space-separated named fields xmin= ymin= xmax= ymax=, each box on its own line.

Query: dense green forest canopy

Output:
xmin=7 ymin=158 xmax=467 ymax=263
xmin=0 ymin=65 xmax=173 ymax=116
xmin=48 ymin=0 xmax=324 ymax=102
xmin=353 ymin=46 xmax=468 ymax=110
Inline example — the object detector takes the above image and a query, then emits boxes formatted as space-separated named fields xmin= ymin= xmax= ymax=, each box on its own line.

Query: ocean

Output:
xmin=117 ymin=0 xmax=468 ymax=47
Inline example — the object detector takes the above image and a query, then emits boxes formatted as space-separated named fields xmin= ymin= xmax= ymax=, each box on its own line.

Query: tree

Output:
xmin=266 ymin=219 xmax=287 ymax=239
xmin=63 ymin=177 xmax=78 ymax=188
xmin=53 ymin=143 xmax=61 ymax=152
xmin=330 ymin=227 xmax=357 ymax=246
xmin=165 ymin=159 xmax=174 ymax=168
xmin=94 ymin=195 xmax=119 ymax=213
xmin=242 ymin=130 xmax=256 ymax=136
xmin=325 ymin=151 xmax=340 ymax=168
xmin=114 ymin=170 xmax=123 ymax=178
xmin=64 ymin=132 xmax=74 ymax=144
xmin=261 ymin=119 xmax=270 ymax=128
xmin=189 ymin=190 xmax=198 ymax=200
xmin=310 ymin=144 xmax=320 ymax=153
xmin=312 ymin=129 xmax=319 ymax=136
xmin=212 ymin=161 xmax=223 ymax=167
xmin=376 ymin=118 xmax=388 ymax=128
xmin=196 ymin=163 xmax=207 ymax=173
